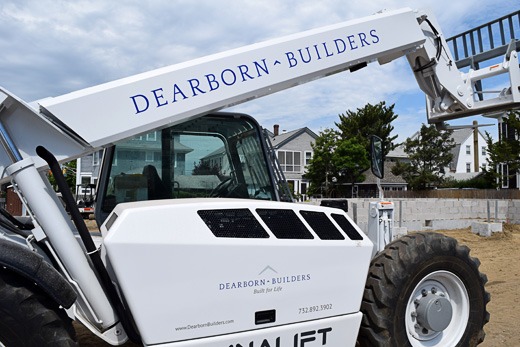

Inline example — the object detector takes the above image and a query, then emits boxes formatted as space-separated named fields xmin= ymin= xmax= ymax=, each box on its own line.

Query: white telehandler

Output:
xmin=0 ymin=7 xmax=518 ymax=347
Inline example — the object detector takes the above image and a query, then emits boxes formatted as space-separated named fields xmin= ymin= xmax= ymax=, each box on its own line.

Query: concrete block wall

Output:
xmin=306 ymin=198 xmax=512 ymax=233
xmin=507 ymin=200 xmax=520 ymax=224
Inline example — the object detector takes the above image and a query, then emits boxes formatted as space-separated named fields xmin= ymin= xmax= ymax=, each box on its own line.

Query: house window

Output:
xmin=79 ymin=175 xmax=91 ymax=195
xmin=145 ymin=151 xmax=154 ymax=162
xmin=81 ymin=176 xmax=91 ymax=185
xmin=112 ymin=150 xmax=118 ymax=166
xmin=383 ymin=186 xmax=404 ymax=191
xmin=305 ymin=151 xmax=312 ymax=166
xmin=92 ymin=151 xmax=100 ymax=166
xmin=466 ymin=145 xmax=471 ymax=155
xmin=301 ymin=182 xmax=307 ymax=195
xmin=449 ymin=161 xmax=455 ymax=171
xmin=466 ymin=163 xmax=471 ymax=173
xmin=481 ymin=146 xmax=486 ymax=156
xmin=277 ymin=151 xmax=301 ymax=172
xmin=146 ymin=132 xmax=157 ymax=141
xmin=501 ymin=163 xmax=509 ymax=188
xmin=501 ymin=122 xmax=507 ymax=139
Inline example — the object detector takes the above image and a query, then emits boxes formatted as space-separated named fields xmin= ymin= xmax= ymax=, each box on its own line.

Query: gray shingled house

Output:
xmin=269 ymin=125 xmax=317 ymax=200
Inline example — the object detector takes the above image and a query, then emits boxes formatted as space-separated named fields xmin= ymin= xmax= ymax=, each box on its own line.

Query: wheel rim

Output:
xmin=405 ymin=270 xmax=470 ymax=346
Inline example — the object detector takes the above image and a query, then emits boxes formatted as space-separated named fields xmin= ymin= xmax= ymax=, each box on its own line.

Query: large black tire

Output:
xmin=358 ymin=232 xmax=490 ymax=347
xmin=0 ymin=269 xmax=77 ymax=347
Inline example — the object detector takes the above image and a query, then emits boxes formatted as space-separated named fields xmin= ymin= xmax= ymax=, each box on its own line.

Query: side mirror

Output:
xmin=370 ymin=135 xmax=384 ymax=179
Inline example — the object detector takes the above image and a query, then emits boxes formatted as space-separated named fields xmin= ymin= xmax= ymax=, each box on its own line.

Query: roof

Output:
xmin=270 ymin=127 xmax=318 ymax=149
xmin=387 ymin=144 xmax=407 ymax=159
xmin=202 ymin=146 xmax=226 ymax=159
xmin=361 ymin=162 xmax=407 ymax=185
xmin=173 ymin=140 xmax=194 ymax=154
xmin=263 ymin=128 xmax=274 ymax=137
xmin=409 ymin=127 xmax=485 ymax=144
xmin=451 ymin=128 xmax=472 ymax=143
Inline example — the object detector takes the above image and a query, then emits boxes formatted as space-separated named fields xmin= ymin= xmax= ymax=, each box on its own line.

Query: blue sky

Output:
xmin=0 ymin=0 xmax=518 ymax=144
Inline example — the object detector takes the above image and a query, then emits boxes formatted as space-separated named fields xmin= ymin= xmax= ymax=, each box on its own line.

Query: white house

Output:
xmin=400 ymin=127 xmax=489 ymax=180
xmin=76 ymin=150 xmax=102 ymax=194
xmin=447 ymin=127 xmax=489 ymax=178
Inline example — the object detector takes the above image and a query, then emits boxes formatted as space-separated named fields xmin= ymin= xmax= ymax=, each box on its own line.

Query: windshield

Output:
xmin=99 ymin=114 xmax=276 ymax=214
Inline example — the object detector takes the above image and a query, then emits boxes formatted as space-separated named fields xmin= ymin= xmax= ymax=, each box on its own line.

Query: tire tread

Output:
xmin=358 ymin=232 xmax=490 ymax=347
xmin=0 ymin=269 xmax=78 ymax=347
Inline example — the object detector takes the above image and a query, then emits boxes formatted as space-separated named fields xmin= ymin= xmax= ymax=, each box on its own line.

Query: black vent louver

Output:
xmin=299 ymin=210 xmax=345 ymax=240
xmin=331 ymin=213 xmax=363 ymax=240
xmin=256 ymin=209 xmax=313 ymax=239
xmin=198 ymin=209 xmax=269 ymax=238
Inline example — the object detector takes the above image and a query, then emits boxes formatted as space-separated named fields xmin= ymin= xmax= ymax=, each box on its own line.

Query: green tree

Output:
xmin=441 ymin=176 xmax=494 ymax=189
xmin=47 ymin=160 xmax=77 ymax=192
xmin=192 ymin=161 xmax=221 ymax=176
xmin=336 ymin=101 xmax=398 ymax=157
xmin=305 ymin=129 xmax=369 ymax=197
xmin=306 ymin=102 xmax=397 ymax=197
xmin=305 ymin=128 xmax=338 ymax=197
xmin=334 ymin=138 xmax=370 ymax=196
xmin=482 ymin=110 xmax=520 ymax=188
xmin=392 ymin=124 xmax=455 ymax=190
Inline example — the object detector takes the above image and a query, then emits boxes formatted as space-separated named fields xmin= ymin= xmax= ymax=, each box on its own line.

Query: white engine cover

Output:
xmin=101 ymin=199 xmax=373 ymax=345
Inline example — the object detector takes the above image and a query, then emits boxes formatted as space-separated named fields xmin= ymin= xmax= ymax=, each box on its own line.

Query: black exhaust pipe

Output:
xmin=36 ymin=145 xmax=142 ymax=344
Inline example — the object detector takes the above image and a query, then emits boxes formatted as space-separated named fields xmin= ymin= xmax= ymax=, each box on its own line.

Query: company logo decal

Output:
xmin=129 ymin=29 xmax=380 ymax=114
xmin=219 ymin=265 xmax=311 ymax=294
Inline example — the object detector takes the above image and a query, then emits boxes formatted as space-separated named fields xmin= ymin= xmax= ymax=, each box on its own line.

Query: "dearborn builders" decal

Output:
xmin=219 ymin=274 xmax=311 ymax=291
xmin=129 ymin=29 xmax=380 ymax=115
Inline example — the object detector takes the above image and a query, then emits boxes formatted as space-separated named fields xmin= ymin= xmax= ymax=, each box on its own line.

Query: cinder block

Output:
xmin=404 ymin=221 xmax=424 ymax=232
xmin=432 ymin=219 xmax=472 ymax=230
xmin=471 ymin=222 xmax=503 ymax=237
xmin=357 ymin=221 xmax=368 ymax=234
xmin=392 ymin=227 xmax=408 ymax=240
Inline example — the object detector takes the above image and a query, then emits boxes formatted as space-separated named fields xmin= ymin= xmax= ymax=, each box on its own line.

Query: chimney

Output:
xmin=273 ymin=124 xmax=279 ymax=136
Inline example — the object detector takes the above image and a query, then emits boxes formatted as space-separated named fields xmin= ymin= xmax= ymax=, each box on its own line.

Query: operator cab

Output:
xmin=95 ymin=112 xmax=278 ymax=224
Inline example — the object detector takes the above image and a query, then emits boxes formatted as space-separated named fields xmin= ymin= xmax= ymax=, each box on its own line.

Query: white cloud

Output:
xmin=0 ymin=0 xmax=516 ymax=141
